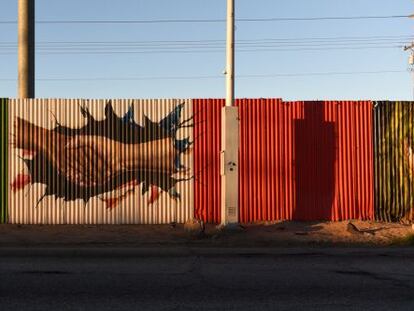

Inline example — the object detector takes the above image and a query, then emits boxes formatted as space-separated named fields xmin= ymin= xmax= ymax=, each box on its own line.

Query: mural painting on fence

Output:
xmin=9 ymin=99 xmax=194 ymax=224
xmin=374 ymin=101 xmax=414 ymax=221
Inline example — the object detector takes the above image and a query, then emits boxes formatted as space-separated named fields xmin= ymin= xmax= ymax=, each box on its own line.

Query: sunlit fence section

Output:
xmin=374 ymin=101 xmax=414 ymax=222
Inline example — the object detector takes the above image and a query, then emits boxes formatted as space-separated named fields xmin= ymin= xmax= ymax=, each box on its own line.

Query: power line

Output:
xmin=239 ymin=70 xmax=406 ymax=77
xmin=238 ymin=15 xmax=410 ymax=22
xmin=0 ymin=70 xmax=406 ymax=82
xmin=2 ymin=34 xmax=412 ymax=45
xmin=0 ymin=42 xmax=407 ymax=49
xmin=0 ymin=35 xmax=405 ymax=55
xmin=0 ymin=35 xmax=410 ymax=53
xmin=0 ymin=15 xmax=409 ymax=24
xmin=0 ymin=46 xmax=402 ymax=56
xmin=0 ymin=39 xmax=411 ymax=46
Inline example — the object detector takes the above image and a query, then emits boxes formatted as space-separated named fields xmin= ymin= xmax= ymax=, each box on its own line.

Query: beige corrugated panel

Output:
xmin=8 ymin=99 xmax=194 ymax=224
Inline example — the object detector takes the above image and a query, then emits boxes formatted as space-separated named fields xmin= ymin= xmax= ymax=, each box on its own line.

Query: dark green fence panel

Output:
xmin=0 ymin=98 xmax=8 ymax=223
xmin=374 ymin=101 xmax=414 ymax=221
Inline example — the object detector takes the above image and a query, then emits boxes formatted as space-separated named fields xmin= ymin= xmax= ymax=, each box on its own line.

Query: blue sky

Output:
xmin=0 ymin=0 xmax=413 ymax=100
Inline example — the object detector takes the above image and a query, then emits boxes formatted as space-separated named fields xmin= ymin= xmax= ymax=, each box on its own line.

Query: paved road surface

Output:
xmin=1 ymin=248 xmax=413 ymax=311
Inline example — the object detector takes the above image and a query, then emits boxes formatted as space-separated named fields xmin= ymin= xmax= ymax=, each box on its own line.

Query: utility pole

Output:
xmin=404 ymin=5 xmax=414 ymax=99
xmin=18 ymin=0 xmax=35 ymax=98
xmin=221 ymin=0 xmax=239 ymax=226
xmin=404 ymin=7 xmax=414 ymax=99
xmin=404 ymin=43 xmax=414 ymax=99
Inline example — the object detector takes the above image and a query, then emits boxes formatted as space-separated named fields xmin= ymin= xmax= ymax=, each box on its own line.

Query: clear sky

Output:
xmin=0 ymin=0 xmax=413 ymax=100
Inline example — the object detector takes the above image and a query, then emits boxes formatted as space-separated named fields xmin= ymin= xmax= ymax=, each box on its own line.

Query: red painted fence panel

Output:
xmin=193 ymin=99 xmax=223 ymax=223
xmin=194 ymin=99 xmax=374 ymax=223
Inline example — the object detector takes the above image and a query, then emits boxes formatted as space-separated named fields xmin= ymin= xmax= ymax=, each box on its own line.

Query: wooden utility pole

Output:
xmin=18 ymin=0 xmax=35 ymax=98
xmin=221 ymin=0 xmax=239 ymax=225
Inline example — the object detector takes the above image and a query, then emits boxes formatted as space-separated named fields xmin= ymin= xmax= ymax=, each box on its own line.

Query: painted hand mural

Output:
xmin=11 ymin=101 xmax=193 ymax=210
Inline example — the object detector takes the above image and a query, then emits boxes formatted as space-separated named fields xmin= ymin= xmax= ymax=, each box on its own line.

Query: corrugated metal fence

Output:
xmin=238 ymin=100 xmax=374 ymax=222
xmin=193 ymin=99 xmax=223 ymax=223
xmin=0 ymin=98 xmax=8 ymax=223
xmin=8 ymin=99 xmax=193 ymax=224
xmin=4 ymin=97 xmax=412 ymax=224
xmin=374 ymin=101 xmax=414 ymax=221
xmin=194 ymin=99 xmax=374 ymax=223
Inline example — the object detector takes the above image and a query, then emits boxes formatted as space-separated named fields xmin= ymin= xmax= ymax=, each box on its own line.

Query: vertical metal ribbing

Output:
xmin=0 ymin=99 xmax=8 ymax=223
xmin=374 ymin=101 xmax=414 ymax=222
xmin=5 ymin=97 xmax=381 ymax=224
xmin=8 ymin=98 xmax=194 ymax=224
xmin=373 ymin=101 xmax=379 ymax=220
xmin=237 ymin=100 xmax=373 ymax=222
xmin=193 ymin=99 xmax=223 ymax=223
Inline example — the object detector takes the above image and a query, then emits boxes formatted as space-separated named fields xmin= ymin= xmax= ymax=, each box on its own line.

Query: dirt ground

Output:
xmin=235 ymin=220 xmax=414 ymax=247
xmin=0 ymin=220 xmax=413 ymax=248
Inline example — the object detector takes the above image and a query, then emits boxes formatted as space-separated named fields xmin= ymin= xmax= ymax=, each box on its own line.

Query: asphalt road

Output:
xmin=1 ymin=247 xmax=414 ymax=311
